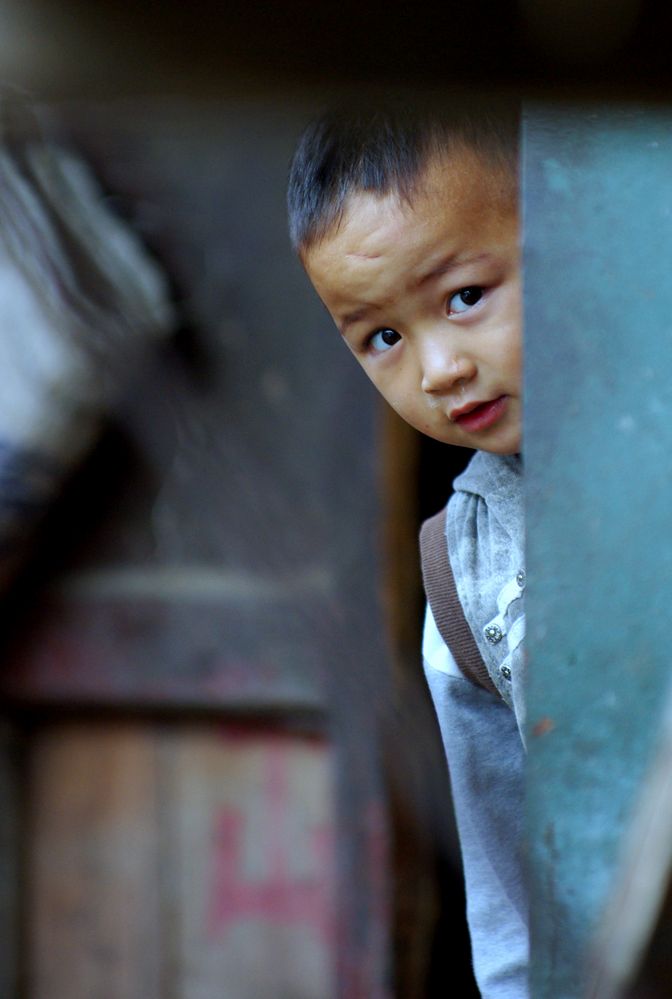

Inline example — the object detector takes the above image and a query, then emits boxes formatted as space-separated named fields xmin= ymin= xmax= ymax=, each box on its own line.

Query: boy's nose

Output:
xmin=420 ymin=344 xmax=476 ymax=396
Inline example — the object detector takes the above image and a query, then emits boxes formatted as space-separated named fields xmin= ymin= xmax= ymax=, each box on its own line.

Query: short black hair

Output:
xmin=287 ymin=95 xmax=519 ymax=253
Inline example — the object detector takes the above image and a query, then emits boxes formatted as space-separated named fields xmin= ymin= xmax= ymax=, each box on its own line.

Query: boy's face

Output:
xmin=302 ymin=148 xmax=521 ymax=453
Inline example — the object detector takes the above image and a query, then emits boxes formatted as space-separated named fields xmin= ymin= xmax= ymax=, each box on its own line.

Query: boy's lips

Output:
xmin=450 ymin=395 xmax=508 ymax=432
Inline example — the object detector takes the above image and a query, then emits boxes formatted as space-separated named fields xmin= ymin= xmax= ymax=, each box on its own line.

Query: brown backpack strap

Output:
xmin=419 ymin=508 xmax=500 ymax=698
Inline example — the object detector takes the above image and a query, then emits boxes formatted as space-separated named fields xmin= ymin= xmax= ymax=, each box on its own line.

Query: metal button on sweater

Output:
xmin=484 ymin=623 xmax=504 ymax=644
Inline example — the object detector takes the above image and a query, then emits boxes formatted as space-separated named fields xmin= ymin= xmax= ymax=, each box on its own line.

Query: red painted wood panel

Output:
xmin=25 ymin=721 xmax=341 ymax=999
xmin=170 ymin=725 xmax=336 ymax=998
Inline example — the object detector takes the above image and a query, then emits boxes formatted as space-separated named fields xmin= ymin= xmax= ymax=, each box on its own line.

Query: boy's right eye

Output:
xmin=369 ymin=328 xmax=402 ymax=352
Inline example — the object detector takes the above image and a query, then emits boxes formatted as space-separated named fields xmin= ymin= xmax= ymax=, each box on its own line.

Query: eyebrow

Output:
xmin=415 ymin=251 xmax=490 ymax=288
xmin=339 ymin=306 xmax=375 ymax=337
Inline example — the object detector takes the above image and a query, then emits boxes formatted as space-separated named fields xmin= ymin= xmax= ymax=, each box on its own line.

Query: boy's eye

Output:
xmin=448 ymin=286 xmax=483 ymax=315
xmin=369 ymin=327 xmax=402 ymax=352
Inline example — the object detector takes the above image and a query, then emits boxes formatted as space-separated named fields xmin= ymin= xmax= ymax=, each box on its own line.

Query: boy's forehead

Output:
xmin=419 ymin=144 xmax=516 ymax=202
xmin=304 ymin=148 xmax=517 ymax=305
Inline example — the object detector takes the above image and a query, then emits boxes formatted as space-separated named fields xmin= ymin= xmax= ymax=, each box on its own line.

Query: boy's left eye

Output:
xmin=448 ymin=286 xmax=483 ymax=315
xmin=369 ymin=328 xmax=402 ymax=352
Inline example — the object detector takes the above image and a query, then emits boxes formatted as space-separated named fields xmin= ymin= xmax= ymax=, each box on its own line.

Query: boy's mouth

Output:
xmin=450 ymin=395 xmax=508 ymax=432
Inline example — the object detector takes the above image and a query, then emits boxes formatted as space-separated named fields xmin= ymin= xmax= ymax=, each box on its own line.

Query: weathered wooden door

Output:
xmin=0 ymin=100 xmax=397 ymax=999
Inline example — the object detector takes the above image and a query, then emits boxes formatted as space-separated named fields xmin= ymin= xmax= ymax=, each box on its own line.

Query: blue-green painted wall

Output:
xmin=524 ymin=105 xmax=672 ymax=998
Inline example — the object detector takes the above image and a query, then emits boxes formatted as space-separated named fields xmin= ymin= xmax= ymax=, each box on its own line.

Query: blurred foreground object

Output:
xmin=524 ymin=104 xmax=672 ymax=998
xmin=0 ymin=92 xmax=175 ymax=588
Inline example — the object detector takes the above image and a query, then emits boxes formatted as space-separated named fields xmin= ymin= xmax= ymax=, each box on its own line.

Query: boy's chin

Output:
xmin=477 ymin=437 xmax=522 ymax=456
xmin=425 ymin=431 xmax=522 ymax=455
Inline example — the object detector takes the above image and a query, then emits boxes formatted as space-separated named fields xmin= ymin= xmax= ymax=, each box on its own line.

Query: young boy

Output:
xmin=288 ymin=101 xmax=527 ymax=998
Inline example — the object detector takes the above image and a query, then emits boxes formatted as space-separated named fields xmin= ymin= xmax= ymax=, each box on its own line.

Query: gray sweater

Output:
xmin=423 ymin=451 xmax=528 ymax=998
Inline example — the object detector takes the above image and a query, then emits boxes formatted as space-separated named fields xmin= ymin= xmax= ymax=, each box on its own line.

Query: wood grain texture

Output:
xmin=165 ymin=724 xmax=335 ymax=999
xmin=24 ymin=721 xmax=337 ymax=999
xmin=26 ymin=723 xmax=162 ymax=999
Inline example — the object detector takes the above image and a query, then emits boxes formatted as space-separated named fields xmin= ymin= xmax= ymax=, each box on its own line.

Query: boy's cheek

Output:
xmin=381 ymin=386 xmax=425 ymax=432
xmin=360 ymin=365 xmax=397 ymax=407
xmin=347 ymin=356 xmax=433 ymax=437
xmin=357 ymin=364 xmax=407 ymax=419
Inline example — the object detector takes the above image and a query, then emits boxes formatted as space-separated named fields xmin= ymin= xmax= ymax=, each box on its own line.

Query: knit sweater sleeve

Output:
xmin=423 ymin=606 xmax=529 ymax=999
